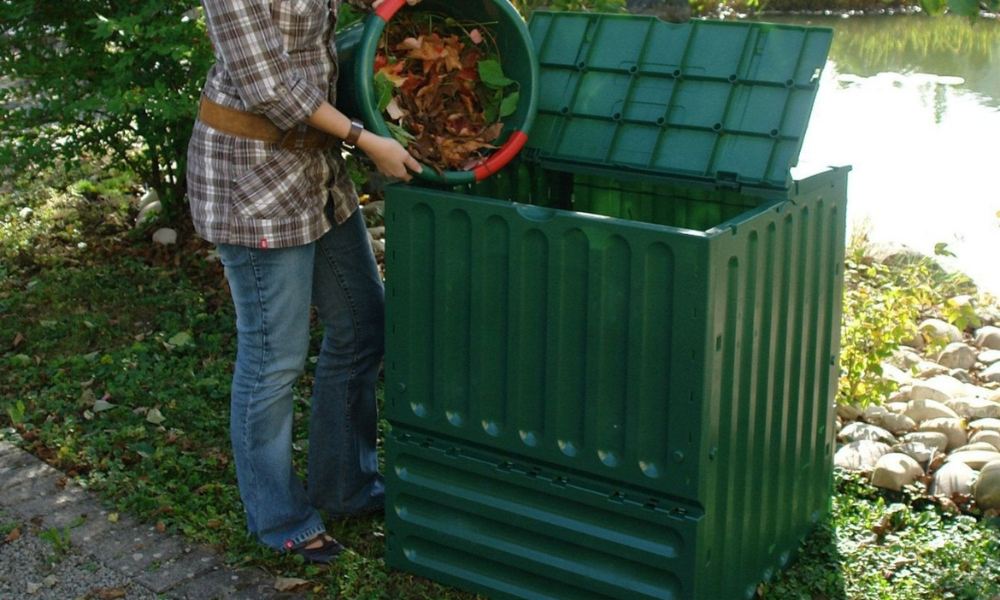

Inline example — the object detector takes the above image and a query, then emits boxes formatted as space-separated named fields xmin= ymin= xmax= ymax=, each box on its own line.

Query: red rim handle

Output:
xmin=374 ymin=0 xmax=407 ymax=21
xmin=474 ymin=131 xmax=528 ymax=181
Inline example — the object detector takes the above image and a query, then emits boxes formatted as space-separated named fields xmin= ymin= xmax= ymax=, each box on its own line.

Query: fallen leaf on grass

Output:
xmin=3 ymin=526 xmax=21 ymax=544
xmin=274 ymin=577 xmax=311 ymax=592
xmin=12 ymin=332 xmax=25 ymax=348
xmin=145 ymin=408 xmax=166 ymax=424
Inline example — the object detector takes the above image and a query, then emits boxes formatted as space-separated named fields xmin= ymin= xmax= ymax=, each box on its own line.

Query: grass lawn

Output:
xmin=2 ymin=164 xmax=999 ymax=599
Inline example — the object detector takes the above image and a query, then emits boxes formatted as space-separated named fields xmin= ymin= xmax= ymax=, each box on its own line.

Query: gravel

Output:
xmin=0 ymin=516 xmax=161 ymax=600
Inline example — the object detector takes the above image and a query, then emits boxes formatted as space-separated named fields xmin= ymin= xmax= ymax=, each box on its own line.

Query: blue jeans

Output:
xmin=217 ymin=208 xmax=385 ymax=551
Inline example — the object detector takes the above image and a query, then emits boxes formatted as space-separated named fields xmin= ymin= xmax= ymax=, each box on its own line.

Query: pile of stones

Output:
xmin=835 ymin=315 xmax=1000 ymax=514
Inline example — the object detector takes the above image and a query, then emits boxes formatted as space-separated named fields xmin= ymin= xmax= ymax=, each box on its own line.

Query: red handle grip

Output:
xmin=374 ymin=0 xmax=406 ymax=21
xmin=474 ymin=131 xmax=528 ymax=181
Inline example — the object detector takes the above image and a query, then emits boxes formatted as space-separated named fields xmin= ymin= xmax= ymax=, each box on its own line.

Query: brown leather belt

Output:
xmin=198 ymin=95 xmax=337 ymax=150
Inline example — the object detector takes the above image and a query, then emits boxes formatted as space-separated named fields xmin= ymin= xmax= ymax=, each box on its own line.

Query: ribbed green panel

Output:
xmin=385 ymin=430 xmax=701 ymax=600
xmin=694 ymin=170 xmax=847 ymax=597
xmin=385 ymin=185 xmax=714 ymax=500
xmin=384 ymin=165 xmax=848 ymax=599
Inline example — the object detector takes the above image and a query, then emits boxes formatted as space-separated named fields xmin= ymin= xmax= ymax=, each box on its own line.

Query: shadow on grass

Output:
xmin=754 ymin=517 xmax=849 ymax=600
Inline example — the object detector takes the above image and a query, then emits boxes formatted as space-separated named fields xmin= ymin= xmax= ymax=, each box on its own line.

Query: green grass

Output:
xmin=2 ymin=163 xmax=999 ymax=600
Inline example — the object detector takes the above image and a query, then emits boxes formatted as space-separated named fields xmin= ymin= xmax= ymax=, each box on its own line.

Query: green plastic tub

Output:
xmin=335 ymin=0 xmax=539 ymax=185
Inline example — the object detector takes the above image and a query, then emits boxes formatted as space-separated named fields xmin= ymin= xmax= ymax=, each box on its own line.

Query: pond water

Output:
xmin=761 ymin=13 xmax=1000 ymax=295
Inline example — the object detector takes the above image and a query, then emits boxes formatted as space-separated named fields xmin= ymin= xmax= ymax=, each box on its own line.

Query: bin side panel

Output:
xmin=697 ymin=168 xmax=846 ymax=595
xmin=385 ymin=430 xmax=705 ymax=600
xmin=385 ymin=186 xmax=710 ymax=499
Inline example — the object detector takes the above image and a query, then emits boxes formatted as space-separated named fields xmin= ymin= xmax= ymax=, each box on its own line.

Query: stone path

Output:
xmin=0 ymin=440 xmax=293 ymax=600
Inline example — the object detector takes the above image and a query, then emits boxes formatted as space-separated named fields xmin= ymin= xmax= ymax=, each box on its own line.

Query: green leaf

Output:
xmin=946 ymin=0 xmax=980 ymax=17
xmin=374 ymin=72 xmax=395 ymax=113
xmin=166 ymin=331 xmax=193 ymax=348
xmin=499 ymin=91 xmax=520 ymax=118
xmin=146 ymin=407 xmax=166 ymax=424
xmin=919 ymin=0 xmax=947 ymax=15
xmin=386 ymin=122 xmax=415 ymax=147
xmin=478 ymin=59 xmax=515 ymax=90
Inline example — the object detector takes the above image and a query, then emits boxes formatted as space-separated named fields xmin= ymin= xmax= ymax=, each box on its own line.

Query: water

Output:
xmin=764 ymin=14 xmax=1000 ymax=295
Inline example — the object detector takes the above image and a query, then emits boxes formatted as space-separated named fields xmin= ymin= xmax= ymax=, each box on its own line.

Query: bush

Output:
xmin=0 ymin=1 xmax=214 ymax=218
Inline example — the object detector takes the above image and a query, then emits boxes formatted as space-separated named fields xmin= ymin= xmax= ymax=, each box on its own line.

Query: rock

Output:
xmin=871 ymin=453 xmax=924 ymax=491
xmin=975 ymin=326 xmax=1000 ymax=350
xmin=868 ymin=411 xmax=916 ymax=435
xmin=929 ymin=460 xmax=976 ymax=497
xmin=152 ymin=228 xmax=177 ymax=246
xmin=980 ymin=349 xmax=1000 ymax=365
xmin=839 ymin=422 xmax=897 ymax=445
xmin=902 ymin=431 xmax=949 ymax=453
xmin=904 ymin=398 xmax=959 ymax=423
xmin=980 ymin=362 xmax=1000 ymax=384
xmin=910 ymin=375 xmax=965 ymax=402
xmin=953 ymin=442 xmax=1000 ymax=454
xmin=834 ymin=440 xmax=892 ymax=471
xmin=914 ymin=361 xmax=950 ymax=379
xmin=879 ymin=363 xmax=913 ymax=386
xmin=136 ymin=200 xmax=162 ymax=225
xmin=892 ymin=441 xmax=940 ymax=467
xmin=948 ymin=369 xmax=975 ymax=385
xmin=138 ymin=188 xmax=160 ymax=210
xmin=937 ymin=342 xmax=978 ymax=370
xmin=969 ymin=417 xmax=1000 ymax=433
xmin=887 ymin=389 xmax=912 ymax=404
xmin=945 ymin=450 xmax=1000 ymax=469
xmin=947 ymin=397 xmax=1000 ymax=420
xmin=890 ymin=347 xmax=923 ymax=370
xmin=970 ymin=429 xmax=1000 ymax=452
xmin=837 ymin=404 xmax=863 ymax=422
xmin=918 ymin=318 xmax=963 ymax=345
xmin=917 ymin=417 xmax=968 ymax=450
xmin=862 ymin=403 xmax=888 ymax=418
xmin=974 ymin=459 xmax=1000 ymax=510
xmin=885 ymin=401 xmax=909 ymax=414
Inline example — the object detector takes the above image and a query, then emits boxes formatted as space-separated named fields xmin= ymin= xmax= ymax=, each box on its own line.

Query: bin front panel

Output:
xmin=385 ymin=429 xmax=703 ymax=600
xmin=384 ymin=185 xmax=712 ymax=499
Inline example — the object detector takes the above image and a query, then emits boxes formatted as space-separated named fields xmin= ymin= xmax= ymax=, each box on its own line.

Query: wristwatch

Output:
xmin=345 ymin=119 xmax=364 ymax=146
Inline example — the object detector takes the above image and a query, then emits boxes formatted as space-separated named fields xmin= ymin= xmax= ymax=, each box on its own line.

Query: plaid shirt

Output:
xmin=188 ymin=0 xmax=370 ymax=249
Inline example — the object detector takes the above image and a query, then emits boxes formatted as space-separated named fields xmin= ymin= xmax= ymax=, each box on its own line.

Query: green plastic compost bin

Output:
xmin=383 ymin=12 xmax=850 ymax=600
xmin=335 ymin=0 xmax=539 ymax=185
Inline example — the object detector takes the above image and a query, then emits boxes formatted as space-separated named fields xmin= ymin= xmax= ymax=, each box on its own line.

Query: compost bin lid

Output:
xmin=524 ymin=12 xmax=833 ymax=190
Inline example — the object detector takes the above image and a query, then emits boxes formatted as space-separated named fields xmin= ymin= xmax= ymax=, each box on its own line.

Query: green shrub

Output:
xmin=0 ymin=1 xmax=214 ymax=218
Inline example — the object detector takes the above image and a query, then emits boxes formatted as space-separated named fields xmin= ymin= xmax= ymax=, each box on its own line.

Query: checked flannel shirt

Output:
xmin=188 ymin=0 xmax=371 ymax=250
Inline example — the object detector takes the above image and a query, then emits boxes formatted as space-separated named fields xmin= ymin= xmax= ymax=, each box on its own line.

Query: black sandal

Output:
xmin=285 ymin=533 xmax=345 ymax=563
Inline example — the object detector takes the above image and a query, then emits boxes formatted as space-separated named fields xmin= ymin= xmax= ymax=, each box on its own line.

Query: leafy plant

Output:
xmin=39 ymin=517 xmax=84 ymax=560
xmin=4 ymin=400 xmax=25 ymax=426
xmin=838 ymin=233 xmax=922 ymax=407
xmin=0 ymin=2 xmax=214 ymax=218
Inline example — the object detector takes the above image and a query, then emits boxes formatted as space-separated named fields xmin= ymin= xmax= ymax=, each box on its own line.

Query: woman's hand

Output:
xmin=357 ymin=132 xmax=423 ymax=181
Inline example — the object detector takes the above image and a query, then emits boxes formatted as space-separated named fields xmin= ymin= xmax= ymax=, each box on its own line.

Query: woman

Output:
xmin=187 ymin=0 xmax=422 ymax=562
